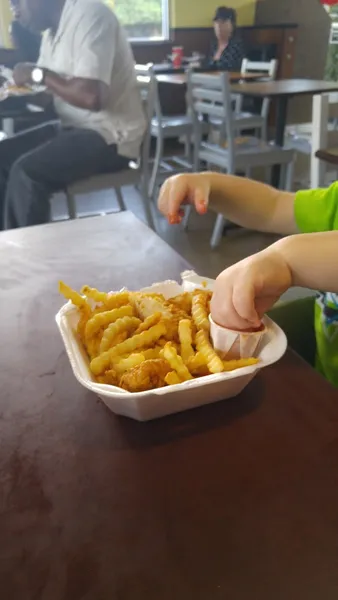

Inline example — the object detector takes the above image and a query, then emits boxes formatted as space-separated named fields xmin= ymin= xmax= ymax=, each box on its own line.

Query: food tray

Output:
xmin=55 ymin=271 xmax=287 ymax=421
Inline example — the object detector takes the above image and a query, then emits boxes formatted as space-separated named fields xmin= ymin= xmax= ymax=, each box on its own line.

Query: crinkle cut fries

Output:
xmin=59 ymin=281 xmax=258 ymax=393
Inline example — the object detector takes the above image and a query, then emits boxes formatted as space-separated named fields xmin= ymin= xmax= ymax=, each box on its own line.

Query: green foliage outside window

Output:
xmin=104 ymin=0 xmax=164 ymax=38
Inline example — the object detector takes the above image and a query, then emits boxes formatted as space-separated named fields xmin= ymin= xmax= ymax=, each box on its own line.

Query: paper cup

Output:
xmin=209 ymin=315 xmax=266 ymax=360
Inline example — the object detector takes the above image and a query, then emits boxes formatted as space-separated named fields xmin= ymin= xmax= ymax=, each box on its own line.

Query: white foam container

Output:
xmin=55 ymin=271 xmax=287 ymax=421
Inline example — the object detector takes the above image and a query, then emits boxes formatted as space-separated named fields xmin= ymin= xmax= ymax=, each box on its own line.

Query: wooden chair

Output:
xmin=185 ymin=72 xmax=295 ymax=249
xmin=144 ymin=64 xmax=194 ymax=200
xmin=312 ymin=93 xmax=338 ymax=187
xmin=233 ymin=58 xmax=278 ymax=140
xmin=65 ymin=65 xmax=156 ymax=230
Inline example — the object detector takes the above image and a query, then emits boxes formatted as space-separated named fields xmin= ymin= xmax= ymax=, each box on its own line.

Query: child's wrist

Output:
xmin=273 ymin=236 xmax=298 ymax=286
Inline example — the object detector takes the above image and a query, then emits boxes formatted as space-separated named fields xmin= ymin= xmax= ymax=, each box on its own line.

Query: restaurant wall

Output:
xmin=255 ymin=0 xmax=331 ymax=123
xmin=170 ymin=0 xmax=257 ymax=28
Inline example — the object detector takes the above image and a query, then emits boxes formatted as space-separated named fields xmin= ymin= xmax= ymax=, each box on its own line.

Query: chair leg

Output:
xmin=139 ymin=179 xmax=155 ymax=230
xmin=284 ymin=160 xmax=294 ymax=192
xmin=210 ymin=214 xmax=225 ymax=249
xmin=183 ymin=205 xmax=192 ymax=230
xmin=149 ymin=134 xmax=163 ymax=199
xmin=66 ymin=189 xmax=77 ymax=220
xmin=184 ymin=134 xmax=192 ymax=161
xmin=115 ymin=187 xmax=127 ymax=211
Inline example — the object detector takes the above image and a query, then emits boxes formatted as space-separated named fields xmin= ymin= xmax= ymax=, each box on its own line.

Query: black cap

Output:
xmin=213 ymin=6 xmax=237 ymax=23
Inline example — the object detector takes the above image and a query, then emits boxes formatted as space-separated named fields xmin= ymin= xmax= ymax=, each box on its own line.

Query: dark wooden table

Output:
xmin=0 ymin=93 xmax=46 ymax=135
xmin=1 ymin=212 xmax=338 ymax=600
xmin=230 ymin=79 xmax=338 ymax=187
xmin=157 ymin=71 xmax=267 ymax=85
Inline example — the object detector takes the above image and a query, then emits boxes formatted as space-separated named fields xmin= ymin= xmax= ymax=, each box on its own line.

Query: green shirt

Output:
xmin=295 ymin=183 xmax=338 ymax=386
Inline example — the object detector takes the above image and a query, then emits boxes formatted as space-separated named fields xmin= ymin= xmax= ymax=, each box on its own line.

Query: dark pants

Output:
xmin=0 ymin=122 xmax=130 ymax=230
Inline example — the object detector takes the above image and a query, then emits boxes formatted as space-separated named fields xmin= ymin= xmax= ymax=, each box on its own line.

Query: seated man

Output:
xmin=1 ymin=0 xmax=146 ymax=230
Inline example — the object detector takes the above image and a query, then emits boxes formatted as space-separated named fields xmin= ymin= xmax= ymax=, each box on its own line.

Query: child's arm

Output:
xmin=158 ymin=173 xmax=298 ymax=235
xmin=211 ymin=232 xmax=338 ymax=330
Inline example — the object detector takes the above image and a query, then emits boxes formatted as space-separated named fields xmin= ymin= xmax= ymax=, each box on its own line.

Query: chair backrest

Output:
xmin=238 ymin=58 xmax=278 ymax=117
xmin=241 ymin=58 xmax=278 ymax=79
xmin=134 ymin=64 xmax=157 ymax=192
xmin=187 ymin=71 xmax=235 ymax=171
xmin=135 ymin=63 xmax=162 ymax=125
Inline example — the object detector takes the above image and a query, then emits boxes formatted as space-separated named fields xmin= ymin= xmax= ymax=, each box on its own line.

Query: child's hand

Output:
xmin=211 ymin=245 xmax=293 ymax=330
xmin=158 ymin=174 xmax=210 ymax=224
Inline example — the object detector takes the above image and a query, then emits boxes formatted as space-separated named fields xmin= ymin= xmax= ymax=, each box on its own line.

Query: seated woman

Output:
xmin=208 ymin=6 xmax=244 ymax=71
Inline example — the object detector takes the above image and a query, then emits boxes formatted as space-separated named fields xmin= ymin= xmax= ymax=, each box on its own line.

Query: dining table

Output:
xmin=1 ymin=211 xmax=338 ymax=600
xmin=156 ymin=70 xmax=267 ymax=85
xmin=0 ymin=93 xmax=46 ymax=136
xmin=230 ymin=78 xmax=338 ymax=187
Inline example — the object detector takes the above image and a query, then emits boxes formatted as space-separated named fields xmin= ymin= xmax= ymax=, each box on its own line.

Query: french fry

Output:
xmin=165 ymin=371 xmax=182 ymax=386
xmin=85 ymin=305 xmax=134 ymax=339
xmin=223 ymin=357 xmax=259 ymax=371
xmin=81 ymin=286 xmax=110 ymax=305
xmin=105 ymin=291 xmax=130 ymax=310
xmin=192 ymin=291 xmax=210 ymax=332
xmin=134 ymin=312 xmax=162 ymax=335
xmin=77 ymin=307 xmax=91 ymax=343
xmin=162 ymin=343 xmax=193 ymax=381
xmin=186 ymin=352 xmax=209 ymax=375
xmin=178 ymin=319 xmax=194 ymax=363
xmin=114 ymin=331 xmax=128 ymax=346
xmin=196 ymin=330 xmax=224 ymax=374
xmin=142 ymin=347 xmax=162 ymax=360
xmin=99 ymin=316 xmax=140 ymax=353
xmin=168 ymin=293 xmax=192 ymax=315
xmin=86 ymin=335 xmax=101 ymax=360
xmin=113 ymin=353 xmax=146 ymax=375
xmin=90 ymin=322 xmax=166 ymax=375
xmin=59 ymin=281 xmax=90 ymax=312
xmin=111 ymin=347 xmax=161 ymax=363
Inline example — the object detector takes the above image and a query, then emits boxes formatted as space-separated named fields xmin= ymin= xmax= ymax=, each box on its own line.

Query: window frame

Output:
xmin=117 ymin=0 xmax=170 ymax=43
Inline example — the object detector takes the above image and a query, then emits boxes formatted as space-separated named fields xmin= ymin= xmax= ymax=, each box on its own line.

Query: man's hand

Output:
xmin=13 ymin=62 xmax=35 ymax=87
xmin=211 ymin=245 xmax=293 ymax=330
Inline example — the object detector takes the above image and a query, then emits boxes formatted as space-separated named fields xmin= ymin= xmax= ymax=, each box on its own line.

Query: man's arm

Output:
xmin=13 ymin=3 xmax=115 ymax=112
xmin=158 ymin=172 xmax=298 ymax=235
xmin=44 ymin=71 xmax=109 ymax=111
xmin=13 ymin=64 xmax=109 ymax=112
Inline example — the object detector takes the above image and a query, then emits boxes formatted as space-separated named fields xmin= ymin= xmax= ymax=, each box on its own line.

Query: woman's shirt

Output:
xmin=208 ymin=36 xmax=244 ymax=71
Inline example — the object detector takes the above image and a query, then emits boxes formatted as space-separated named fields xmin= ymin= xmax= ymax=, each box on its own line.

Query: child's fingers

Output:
xmin=211 ymin=295 xmax=251 ymax=330
xmin=232 ymin=281 xmax=261 ymax=328
xmin=158 ymin=175 xmax=210 ymax=224
xmin=193 ymin=188 xmax=208 ymax=215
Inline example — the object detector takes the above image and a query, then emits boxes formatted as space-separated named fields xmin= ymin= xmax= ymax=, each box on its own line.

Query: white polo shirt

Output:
xmin=38 ymin=0 xmax=146 ymax=158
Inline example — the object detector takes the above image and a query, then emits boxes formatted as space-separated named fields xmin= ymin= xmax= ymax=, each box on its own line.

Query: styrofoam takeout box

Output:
xmin=55 ymin=271 xmax=287 ymax=421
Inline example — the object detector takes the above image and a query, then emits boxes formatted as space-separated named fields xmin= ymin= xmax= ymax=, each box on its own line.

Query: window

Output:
xmin=106 ymin=0 xmax=169 ymax=41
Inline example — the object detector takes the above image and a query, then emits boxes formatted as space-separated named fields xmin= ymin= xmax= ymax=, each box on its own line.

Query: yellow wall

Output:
xmin=170 ymin=0 xmax=257 ymax=28
xmin=0 ymin=0 xmax=11 ymax=47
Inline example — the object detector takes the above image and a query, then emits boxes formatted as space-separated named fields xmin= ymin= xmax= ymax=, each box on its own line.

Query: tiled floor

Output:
xmin=51 ymin=185 xmax=314 ymax=303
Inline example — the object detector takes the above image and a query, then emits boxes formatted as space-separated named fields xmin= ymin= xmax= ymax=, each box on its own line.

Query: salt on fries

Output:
xmin=59 ymin=281 xmax=259 ymax=393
